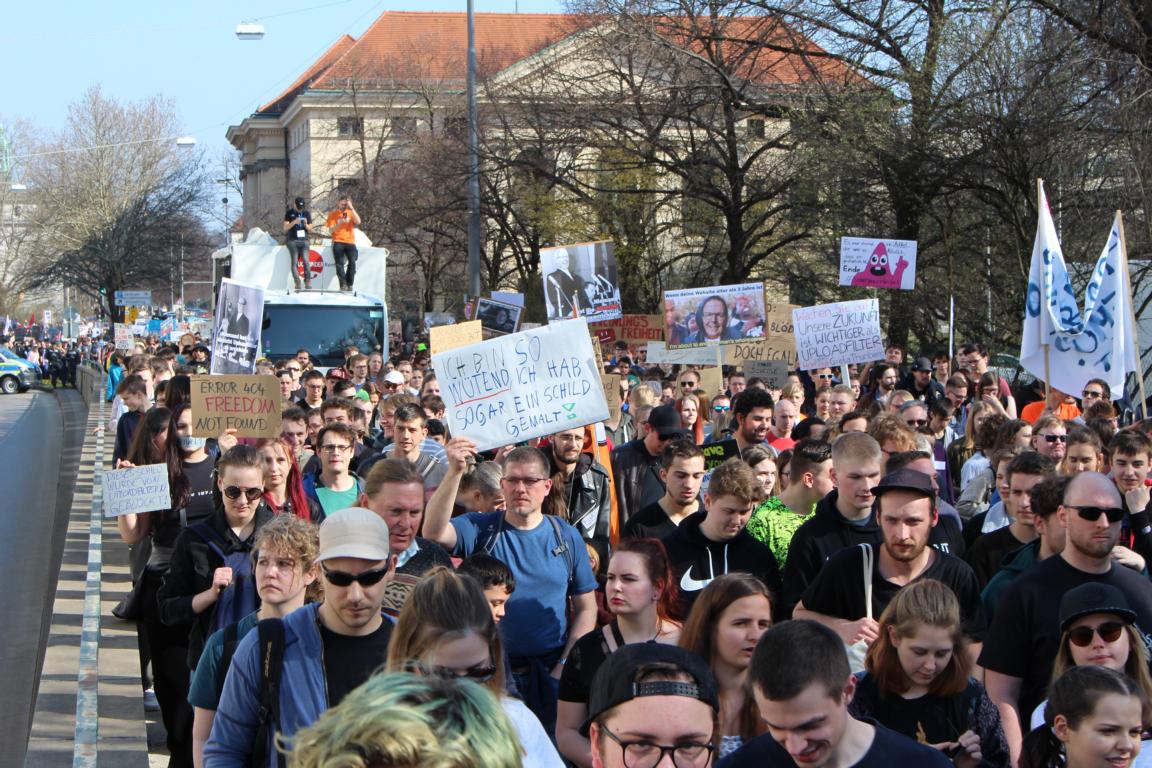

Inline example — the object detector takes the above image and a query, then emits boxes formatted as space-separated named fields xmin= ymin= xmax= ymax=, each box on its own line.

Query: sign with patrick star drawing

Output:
xmin=839 ymin=237 xmax=917 ymax=290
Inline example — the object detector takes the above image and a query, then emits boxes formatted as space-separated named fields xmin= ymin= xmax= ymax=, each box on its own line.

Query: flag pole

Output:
xmin=1117 ymin=210 xmax=1147 ymax=420
xmin=1038 ymin=179 xmax=1051 ymax=404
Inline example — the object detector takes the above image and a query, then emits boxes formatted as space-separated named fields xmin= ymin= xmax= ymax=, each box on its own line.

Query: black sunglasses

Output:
xmin=223 ymin=486 xmax=263 ymax=502
xmin=322 ymin=565 xmax=391 ymax=587
xmin=1068 ymin=621 xmax=1126 ymax=647
xmin=1068 ymin=505 xmax=1125 ymax=523
xmin=1043 ymin=434 xmax=1068 ymax=443
xmin=430 ymin=664 xmax=498 ymax=683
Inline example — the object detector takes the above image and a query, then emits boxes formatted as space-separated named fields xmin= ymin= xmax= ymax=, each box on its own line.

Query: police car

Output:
xmin=0 ymin=346 xmax=37 ymax=394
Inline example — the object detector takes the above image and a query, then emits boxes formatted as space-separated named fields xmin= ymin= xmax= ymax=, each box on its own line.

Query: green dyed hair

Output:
xmin=285 ymin=671 xmax=522 ymax=768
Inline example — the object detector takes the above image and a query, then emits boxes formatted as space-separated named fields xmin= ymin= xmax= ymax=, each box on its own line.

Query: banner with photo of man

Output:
xmin=211 ymin=278 xmax=264 ymax=375
xmin=663 ymin=282 xmax=767 ymax=348
xmin=541 ymin=241 xmax=621 ymax=323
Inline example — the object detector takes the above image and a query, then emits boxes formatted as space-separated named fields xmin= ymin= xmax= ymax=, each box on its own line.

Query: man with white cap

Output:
xmin=205 ymin=507 xmax=396 ymax=767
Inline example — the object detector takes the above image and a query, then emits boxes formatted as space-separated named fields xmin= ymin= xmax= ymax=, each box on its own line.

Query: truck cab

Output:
xmin=259 ymin=291 xmax=387 ymax=369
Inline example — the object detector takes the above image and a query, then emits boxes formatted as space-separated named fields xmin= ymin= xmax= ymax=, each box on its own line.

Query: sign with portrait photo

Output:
xmin=663 ymin=283 xmax=766 ymax=348
xmin=210 ymin=278 xmax=264 ymax=375
xmin=541 ymin=241 xmax=621 ymax=323
xmin=475 ymin=298 xmax=523 ymax=337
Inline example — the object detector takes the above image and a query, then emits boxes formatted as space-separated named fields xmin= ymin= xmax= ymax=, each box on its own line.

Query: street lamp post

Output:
xmin=466 ymin=0 xmax=482 ymax=299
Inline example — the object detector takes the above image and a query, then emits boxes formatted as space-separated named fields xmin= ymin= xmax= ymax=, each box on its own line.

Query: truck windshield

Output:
xmin=261 ymin=305 xmax=385 ymax=368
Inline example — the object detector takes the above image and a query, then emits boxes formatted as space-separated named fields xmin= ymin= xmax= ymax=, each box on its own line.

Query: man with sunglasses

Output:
xmin=207 ymin=507 xmax=396 ymax=766
xmin=981 ymin=471 xmax=1152 ymax=765
xmin=1030 ymin=415 xmax=1068 ymax=464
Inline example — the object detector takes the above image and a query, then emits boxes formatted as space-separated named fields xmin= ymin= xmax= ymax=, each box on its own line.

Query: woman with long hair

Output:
xmin=255 ymin=437 xmax=319 ymax=521
xmin=1021 ymin=665 xmax=1148 ymax=768
xmin=947 ymin=400 xmax=995 ymax=490
xmin=677 ymin=392 xmax=706 ymax=444
xmin=678 ymin=574 xmax=772 ymax=759
xmin=852 ymin=580 xmax=1008 ymax=767
xmin=1029 ymin=584 xmax=1152 ymax=768
xmin=556 ymin=539 xmax=682 ymax=767
xmin=742 ymin=445 xmax=777 ymax=499
xmin=387 ymin=568 xmax=564 ymax=768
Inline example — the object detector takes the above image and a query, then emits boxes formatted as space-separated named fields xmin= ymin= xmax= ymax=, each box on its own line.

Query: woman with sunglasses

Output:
xmin=852 ymin=580 xmax=1009 ymax=768
xmin=157 ymin=445 xmax=274 ymax=670
xmin=1028 ymin=583 xmax=1152 ymax=766
xmin=256 ymin=437 xmax=320 ymax=521
xmin=556 ymin=539 xmax=681 ymax=767
xmin=387 ymin=568 xmax=565 ymax=768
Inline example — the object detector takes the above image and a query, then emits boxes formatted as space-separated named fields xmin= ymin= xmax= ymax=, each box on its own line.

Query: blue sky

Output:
xmin=2 ymin=0 xmax=565 ymax=177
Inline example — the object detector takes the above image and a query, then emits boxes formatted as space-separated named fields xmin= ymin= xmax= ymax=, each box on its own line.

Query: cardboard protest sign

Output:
xmin=602 ymin=373 xmax=622 ymax=422
xmin=430 ymin=321 xmax=482 ymax=356
xmin=839 ymin=237 xmax=917 ymax=290
xmin=664 ymin=283 xmax=766 ymax=348
xmin=745 ymin=360 xmax=791 ymax=390
xmin=792 ymin=299 xmax=884 ymax=371
xmin=211 ymin=279 xmax=264 ymax=375
xmin=432 ymin=319 xmax=610 ymax=452
xmin=542 ymin=241 xmax=621 ymax=322
xmin=590 ymin=314 xmax=664 ymax=345
xmin=190 ymin=375 xmax=282 ymax=438
xmin=476 ymin=298 xmax=522 ymax=336
xmin=700 ymin=438 xmax=740 ymax=471
xmin=646 ymin=341 xmax=721 ymax=366
xmin=722 ymin=296 xmax=798 ymax=367
xmin=102 ymin=464 xmax=172 ymax=518
xmin=114 ymin=323 xmax=134 ymax=351
xmin=697 ymin=367 xmax=724 ymax=401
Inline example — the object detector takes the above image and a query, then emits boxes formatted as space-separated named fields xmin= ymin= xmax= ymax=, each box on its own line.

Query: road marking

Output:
xmin=74 ymin=395 xmax=104 ymax=768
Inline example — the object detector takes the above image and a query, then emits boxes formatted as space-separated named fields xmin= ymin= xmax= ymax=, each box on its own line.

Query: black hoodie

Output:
xmin=661 ymin=510 xmax=781 ymax=618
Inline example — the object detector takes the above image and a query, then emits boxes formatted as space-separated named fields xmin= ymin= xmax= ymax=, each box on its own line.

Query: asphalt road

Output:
xmin=0 ymin=388 xmax=86 ymax=765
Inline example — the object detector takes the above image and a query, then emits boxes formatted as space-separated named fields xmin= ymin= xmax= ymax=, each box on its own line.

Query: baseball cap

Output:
xmin=325 ymin=367 xmax=349 ymax=380
xmin=912 ymin=357 xmax=933 ymax=372
xmin=383 ymin=370 xmax=406 ymax=385
xmin=353 ymin=389 xmax=372 ymax=402
xmin=1059 ymin=583 xmax=1136 ymax=631
xmin=582 ymin=644 xmax=718 ymax=735
xmin=295 ymin=196 xmax=306 ymax=206
xmin=871 ymin=468 xmax=935 ymax=499
xmin=647 ymin=404 xmax=687 ymax=439
xmin=317 ymin=507 xmax=391 ymax=563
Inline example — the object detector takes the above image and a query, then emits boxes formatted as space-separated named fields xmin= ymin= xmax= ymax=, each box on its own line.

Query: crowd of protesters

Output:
xmin=87 ymin=333 xmax=1152 ymax=768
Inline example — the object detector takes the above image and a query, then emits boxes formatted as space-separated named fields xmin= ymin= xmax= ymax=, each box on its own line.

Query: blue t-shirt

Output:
xmin=451 ymin=512 xmax=596 ymax=657
xmin=188 ymin=611 xmax=261 ymax=710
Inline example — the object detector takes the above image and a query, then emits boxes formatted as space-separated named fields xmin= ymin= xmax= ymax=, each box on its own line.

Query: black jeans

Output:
xmin=333 ymin=242 xmax=358 ymax=288
xmin=139 ymin=568 xmax=194 ymax=768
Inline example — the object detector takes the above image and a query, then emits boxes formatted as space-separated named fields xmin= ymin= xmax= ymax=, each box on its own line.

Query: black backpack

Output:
xmin=217 ymin=618 xmax=286 ymax=768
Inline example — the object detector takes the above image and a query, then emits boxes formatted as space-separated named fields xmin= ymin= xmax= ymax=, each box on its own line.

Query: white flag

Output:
xmin=2 ymin=316 xmax=9 ymax=336
xmin=1020 ymin=182 xmax=1137 ymax=396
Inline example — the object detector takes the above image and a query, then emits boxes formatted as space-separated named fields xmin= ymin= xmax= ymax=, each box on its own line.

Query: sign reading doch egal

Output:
xmin=793 ymin=299 xmax=884 ymax=370
xmin=432 ymin=319 xmax=610 ymax=452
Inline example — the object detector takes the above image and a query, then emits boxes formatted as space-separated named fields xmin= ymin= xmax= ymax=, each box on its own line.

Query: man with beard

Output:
xmin=730 ymin=387 xmax=774 ymax=453
xmin=793 ymin=468 xmax=985 ymax=653
xmin=622 ymin=440 xmax=706 ymax=541
xmin=980 ymin=471 xmax=1152 ymax=765
xmin=611 ymin=405 xmax=687 ymax=524
xmin=546 ymin=426 xmax=613 ymax=570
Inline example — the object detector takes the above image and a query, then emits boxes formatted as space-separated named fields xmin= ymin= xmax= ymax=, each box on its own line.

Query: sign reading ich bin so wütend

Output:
xmin=432 ymin=318 xmax=610 ymax=452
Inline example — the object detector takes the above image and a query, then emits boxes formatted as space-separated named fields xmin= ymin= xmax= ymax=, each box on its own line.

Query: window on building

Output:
xmin=746 ymin=118 xmax=766 ymax=139
xmin=392 ymin=116 xmax=417 ymax=137
xmin=337 ymin=117 xmax=364 ymax=137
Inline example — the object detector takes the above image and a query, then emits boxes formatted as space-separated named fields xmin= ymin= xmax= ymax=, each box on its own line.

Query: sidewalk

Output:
xmin=25 ymin=390 xmax=155 ymax=767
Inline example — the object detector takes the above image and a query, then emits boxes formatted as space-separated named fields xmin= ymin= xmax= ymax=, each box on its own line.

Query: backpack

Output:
xmin=189 ymin=523 xmax=259 ymax=636
xmin=476 ymin=513 xmax=576 ymax=594
xmin=215 ymin=618 xmax=286 ymax=768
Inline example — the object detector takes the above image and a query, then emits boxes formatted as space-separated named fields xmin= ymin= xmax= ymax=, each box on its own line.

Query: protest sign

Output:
xmin=432 ymin=319 xmax=609 ymax=452
xmin=423 ymin=312 xmax=456 ymax=332
xmin=602 ymin=373 xmax=622 ymax=422
xmin=697 ymin=367 xmax=724 ymax=401
xmin=542 ymin=241 xmax=622 ymax=323
xmin=492 ymin=291 xmax=525 ymax=308
xmin=190 ymin=375 xmax=282 ymax=438
xmin=114 ymin=323 xmax=134 ymax=351
xmin=792 ymin=299 xmax=884 ymax=370
xmin=664 ymin=283 xmax=766 ymax=348
xmin=646 ymin=341 xmax=721 ymax=365
xmin=430 ymin=321 xmax=482 ymax=356
xmin=839 ymin=237 xmax=917 ymax=290
xmin=590 ymin=314 xmax=664 ymax=345
xmin=745 ymin=360 xmax=791 ymax=390
xmin=211 ymin=278 xmax=264 ymax=375
xmin=476 ymin=298 xmax=522 ymax=336
xmin=102 ymin=464 xmax=171 ymax=518
xmin=700 ymin=439 xmax=739 ymax=471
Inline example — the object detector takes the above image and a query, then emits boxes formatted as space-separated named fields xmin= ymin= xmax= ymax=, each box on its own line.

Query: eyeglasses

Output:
xmin=320 ymin=444 xmax=352 ymax=453
xmin=680 ymin=382 xmax=697 ymax=389
xmin=599 ymin=724 xmax=714 ymax=768
xmin=223 ymin=486 xmax=263 ymax=501
xmin=904 ymin=419 xmax=928 ymax=427
xmin=817 ymin=373 xmax=835 ymax=380
xmin=429 ymin=664 xmax=498 ymax=683
xmin=1083 ymin=390 xmax=1104 ymax=399
xmin=1068 ymin=621 xmax=1126 ymax=647
xmin=502 ymin=476 xmax=548 ymax=488
xmin=1042 ymin=434 xmax=1068 ymax=443
xmin=714 ymin=405 xmax=730 ymax=412
xmin=1067 ymin=505 xmax=1125 ymax=523
xmin=322 ymin=566 xmax=391 ymax=587
xmin=286 ymin=366 xmax=301 ymax=373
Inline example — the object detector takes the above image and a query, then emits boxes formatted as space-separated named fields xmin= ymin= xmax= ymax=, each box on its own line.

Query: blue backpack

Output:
xmin=189 ymin=523 xmax=259 ymax=635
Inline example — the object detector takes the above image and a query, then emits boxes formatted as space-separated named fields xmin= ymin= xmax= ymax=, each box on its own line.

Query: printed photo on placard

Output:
xmin=541 ymin=241 xmax=621 ymax=323
xmin=475 ymin=298 xmax=523 ymax=336
xmin=211 ymin=279 xmax=265 ymax=375
xmin=663 ymin=282 xmax=766 ymax=348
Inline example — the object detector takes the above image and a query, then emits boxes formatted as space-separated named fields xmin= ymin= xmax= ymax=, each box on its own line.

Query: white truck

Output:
xmin=212 ymin=229 xmax=389 ymax=368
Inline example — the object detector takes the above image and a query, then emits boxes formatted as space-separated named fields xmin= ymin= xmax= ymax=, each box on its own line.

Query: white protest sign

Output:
xmin=114 ymin=323 xmax=134 ymax=351
xmin=102 ymin=464 xmax=171 ymax=518
xmin=792 ymin=299 xmax=884 ymax=370
xmin=839 ymin=237 xmax=917 ymax=290
xmin=432 ymin=318 xmax=609 ymax=452
xmin=644 ymin=341 xmax=721 ymax=365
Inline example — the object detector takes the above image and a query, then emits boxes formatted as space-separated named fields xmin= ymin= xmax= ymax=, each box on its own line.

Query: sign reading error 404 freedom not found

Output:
xmin=432 ymin=318 xmax=610 ymax=452
xmin=190 ymin=375 xmax=282 ymax=438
